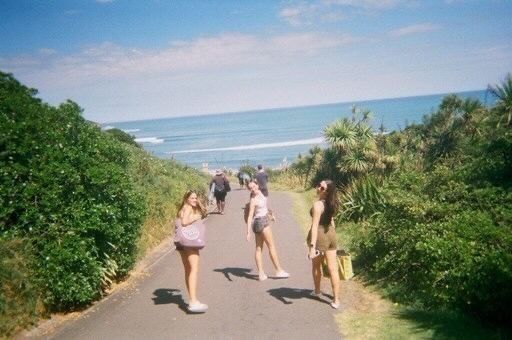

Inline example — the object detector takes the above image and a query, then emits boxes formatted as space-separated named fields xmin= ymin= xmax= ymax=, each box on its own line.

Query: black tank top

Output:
xmin=310 ymin=200 xmax=332 ymax=226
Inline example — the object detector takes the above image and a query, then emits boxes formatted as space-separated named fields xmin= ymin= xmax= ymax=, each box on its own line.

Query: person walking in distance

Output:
xmin=175 ymin=190 xmax=208 ymax=313
xmin=210 ymin=169 xmax=230 ymax=214
xmin=307 ymin=179 xmax=340 ymax=309
xmin=254 ymin=164 xmax=269 ymax=197
xmin=245 ymin=180 xmax=289 ymax=281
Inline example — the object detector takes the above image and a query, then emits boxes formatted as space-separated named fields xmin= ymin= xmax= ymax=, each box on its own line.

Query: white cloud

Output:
xmin=279 ymin=0 xmax=415 ymax=26
xmin=0 ymin=32 xmax=359 ymax=87
xmin=38 ymin=48 xmax=57 ymax=55
xmin=389 ymin=23 xmax=441 ymax=37
xmin=279 ymin=4 xmax=319 ymax=26
xmin=323 ymin=0 xmax=415 ymax=10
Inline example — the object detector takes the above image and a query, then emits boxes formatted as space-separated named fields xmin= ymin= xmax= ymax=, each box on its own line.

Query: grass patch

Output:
xmin=338 ymin=304 xmax=510 ymax=339
xmin=286 ymin=190 xmax=315 ymax=236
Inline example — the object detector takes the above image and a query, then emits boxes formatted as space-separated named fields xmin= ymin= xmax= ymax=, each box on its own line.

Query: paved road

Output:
xmin=44 ymin=190 xmax=342 ymax=339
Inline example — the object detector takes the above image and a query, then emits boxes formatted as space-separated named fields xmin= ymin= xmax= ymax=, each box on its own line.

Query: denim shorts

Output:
xmin=252 ymin=216 xmax=269 ymax=233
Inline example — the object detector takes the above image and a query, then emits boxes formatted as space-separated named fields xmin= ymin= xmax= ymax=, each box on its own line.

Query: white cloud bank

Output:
xmin=1 ymin=32 xmax=358 ymax=87
xmin=389 ymin=23 xmax=441 ymax=37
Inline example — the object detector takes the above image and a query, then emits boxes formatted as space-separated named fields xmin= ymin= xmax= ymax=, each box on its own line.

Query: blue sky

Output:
xmin=1 ymin=0 xmax=511 ymax=123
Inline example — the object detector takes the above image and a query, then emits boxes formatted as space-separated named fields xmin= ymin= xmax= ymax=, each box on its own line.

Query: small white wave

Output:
xmin=102 ymin=125 xmax=115 ymax=130
xmin=123 ymin=129 xmax=140 ymax=133
xmin=168 ymin=137 xmax=324 ymax=154
xmin=135 ymin=137 xmax=164 ymax=144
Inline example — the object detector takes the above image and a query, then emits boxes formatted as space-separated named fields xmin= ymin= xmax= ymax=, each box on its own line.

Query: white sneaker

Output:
xmin=310 ymin=290 xmax=322 ymax=298
xmin=188 ymin=302 xmax=208 ymax=313
xmin=275 ymin=271 xmax=290 ymax=279
xmin=330 ymin=301 xmax=340 ymax=309
xmin=258 ymin=274 xmax=268 ymax=281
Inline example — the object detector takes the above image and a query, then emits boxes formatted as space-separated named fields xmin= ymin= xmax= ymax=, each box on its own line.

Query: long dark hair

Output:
xmin=322 ymin=179 xmax=338 ymax=221
xmin=177 ymin=190 xmax=207 ymax=218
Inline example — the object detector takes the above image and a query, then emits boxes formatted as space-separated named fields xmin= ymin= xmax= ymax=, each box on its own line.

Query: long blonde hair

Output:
xmin=177 ymin=190 xmax=207 ymax=218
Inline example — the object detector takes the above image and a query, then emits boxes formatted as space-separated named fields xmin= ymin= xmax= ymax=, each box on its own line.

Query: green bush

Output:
xmin=105 ymin=128 xmax=140 ymax=148
xmin=0 ymin=71 xmax=144 ymax=313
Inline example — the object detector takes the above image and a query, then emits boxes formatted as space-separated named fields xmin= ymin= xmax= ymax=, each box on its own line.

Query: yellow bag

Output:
xmin=322 ymin=250 xmax=354 ymax=281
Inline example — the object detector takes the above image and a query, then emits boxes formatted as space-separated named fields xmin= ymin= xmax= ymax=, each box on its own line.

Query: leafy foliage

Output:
xmin=0 ymin=71 xmax=145 ymax=312
xmin=0 ymin=71 xmax=207 ymax=335
xmin=104 ymin=128 xmax=140 ymax=148
xmin=273 ymin=75 xmax=511 ymax=327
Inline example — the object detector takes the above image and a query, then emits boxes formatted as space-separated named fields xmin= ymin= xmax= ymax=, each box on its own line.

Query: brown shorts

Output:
xmin=307 ymin=225 xmax=337 ymax=252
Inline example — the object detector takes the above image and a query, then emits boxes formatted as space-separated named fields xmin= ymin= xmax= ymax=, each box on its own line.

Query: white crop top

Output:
xmin=253 ymin=193 xmax=268 ymax=218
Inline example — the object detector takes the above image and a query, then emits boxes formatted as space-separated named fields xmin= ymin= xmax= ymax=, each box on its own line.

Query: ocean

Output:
xmin=104 ymin=90 xmax=492 ymax=171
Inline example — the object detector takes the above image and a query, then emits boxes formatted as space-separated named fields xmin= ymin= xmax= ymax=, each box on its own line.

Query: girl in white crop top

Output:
xmin=253 ymin=192 xmax=268 ymax=218
xmin=246 ymin=180 xmax=289 ymax=281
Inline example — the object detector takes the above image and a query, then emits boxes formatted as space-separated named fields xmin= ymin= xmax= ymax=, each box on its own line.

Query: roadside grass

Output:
xmin=287 ymin=190 xmax=508 ymax=340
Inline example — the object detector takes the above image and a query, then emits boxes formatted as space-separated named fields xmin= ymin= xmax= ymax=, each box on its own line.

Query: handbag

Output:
xmin=321 ymin=250 xmax=354 ymax=280
xmin=174 ymin=218 xmax=206 ymax=249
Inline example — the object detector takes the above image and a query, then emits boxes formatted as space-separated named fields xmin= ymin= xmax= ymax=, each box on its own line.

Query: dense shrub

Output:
xmin=0 ymin=72 xmax=144 ymax=315
xmin=105 ymin=128 xmax=140 ymax=148
xmin=355 ymin=90 xmax=512 ymax=324
xmin=274 ymin=75 xmax=511 ymax=327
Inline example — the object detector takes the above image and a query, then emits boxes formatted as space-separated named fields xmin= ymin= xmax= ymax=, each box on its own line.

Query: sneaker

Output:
xmin=310 ymin=290 xmax=322 ymax=298
xmin=258 ymin=274 xmax=268 ymax=281
xmin=330 ymin=301 xmax=340 ymax=309
xmin=188 ymin=302 xmax=208 ymax=313
xmin=275 ymin=271 xmax=290 ymax=279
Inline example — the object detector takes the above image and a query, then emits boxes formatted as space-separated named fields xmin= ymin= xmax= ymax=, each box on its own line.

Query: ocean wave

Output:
xmin=168 ymin=137 xmax=324 ymax=154
xmin=123 ymin=128 xmax=140 ymax=133
xmin=135 ymin=137 xmax=164 ymax=144
xmin=102 ymin=125 xmax=115 ymax=130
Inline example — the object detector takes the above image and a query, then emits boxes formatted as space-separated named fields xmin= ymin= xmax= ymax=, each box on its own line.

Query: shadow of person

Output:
xmin=213 ymin=267 xmax=256 ymax=281
xmin=152 ymin=288 xmax=188 ymax=313
xmin=267 ymin=287 xmax=331 ymax=305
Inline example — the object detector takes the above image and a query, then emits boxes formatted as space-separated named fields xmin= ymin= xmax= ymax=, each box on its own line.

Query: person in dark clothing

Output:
xmin=254 ymin=164 xmax=269 ymax=197
xmin=210 ymin=169 xmax=230 ymax=214
xmin=237 ymin=171 xmax=245 ymax=189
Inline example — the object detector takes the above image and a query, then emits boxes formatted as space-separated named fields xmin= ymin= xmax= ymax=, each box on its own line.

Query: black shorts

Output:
xmin=214 ymin=190 xmax=227 ymax=202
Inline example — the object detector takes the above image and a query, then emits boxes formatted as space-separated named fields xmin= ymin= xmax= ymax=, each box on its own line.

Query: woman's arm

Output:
xmin=180 ymin=206 xmax=200 ymax=226
xmin=309 ymin=200 xmax=324 ymax=257
xmin=246 ymin=198 xmax=256 ymax=241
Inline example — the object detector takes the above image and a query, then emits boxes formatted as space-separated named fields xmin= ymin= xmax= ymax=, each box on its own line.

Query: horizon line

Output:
xmin=101 ymin=87 xmax=488 ymax=125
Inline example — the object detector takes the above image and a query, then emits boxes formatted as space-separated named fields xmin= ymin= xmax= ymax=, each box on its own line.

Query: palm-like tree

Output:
xmin=324 ymin=114 xmax=377 ymax=184
xmin=324 ymin=119 xmax=357 ymax=152
xmin=488 ymin=73 xmax=512 ymax=127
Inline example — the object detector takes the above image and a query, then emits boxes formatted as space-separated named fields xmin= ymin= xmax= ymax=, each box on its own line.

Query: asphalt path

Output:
xmin=44 ymin=189 xmax=342 ymax=339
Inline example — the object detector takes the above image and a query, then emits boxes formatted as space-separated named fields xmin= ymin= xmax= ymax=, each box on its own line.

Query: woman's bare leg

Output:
xmin=179 ymin=250 xmax=191 ymax=294
xmin=324 ymin=249 xmax=340 ymax=303
xmin=261 ymin=227 xmax=284 ymax=272
xmin=254 ymin=232 xmax=265 ymax=277
xmin=311 ymin=255 xmax=323 ymax=294
xmin=184 ymin=249 xmax=200 ymax=304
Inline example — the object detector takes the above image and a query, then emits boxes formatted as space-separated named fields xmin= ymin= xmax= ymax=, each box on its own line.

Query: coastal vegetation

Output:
xmin=0 ymin=72 xmax=207 ymax=336
xmin=273 ymin=74 xmax=512 ymax=330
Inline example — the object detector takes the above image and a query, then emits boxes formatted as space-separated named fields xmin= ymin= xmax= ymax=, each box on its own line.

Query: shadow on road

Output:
xmin=267 ymin=287 xmax=330 ymax=305
xmin=152 ymin=288 xmax=188 ymax=313
xmin=213 ymin=267 xmax=257 ymax=281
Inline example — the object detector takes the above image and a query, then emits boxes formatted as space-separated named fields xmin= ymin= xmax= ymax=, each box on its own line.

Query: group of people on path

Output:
xmin=174 ymin=164 xmax=340 ymax=313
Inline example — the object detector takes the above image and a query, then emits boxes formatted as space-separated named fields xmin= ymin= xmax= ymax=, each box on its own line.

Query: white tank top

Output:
xmin=253 ymin=193 xmax=268 ymax=218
